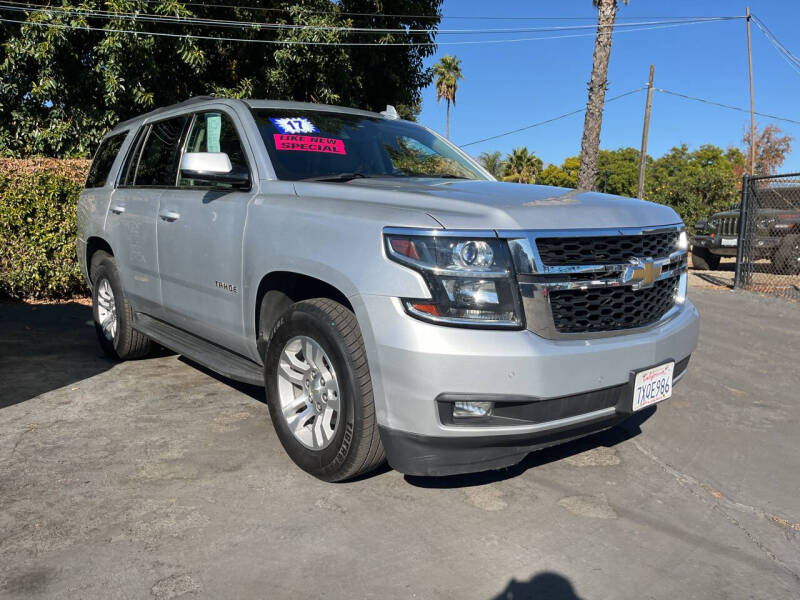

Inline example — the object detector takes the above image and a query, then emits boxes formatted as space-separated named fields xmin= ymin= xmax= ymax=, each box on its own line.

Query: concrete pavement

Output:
xmin=1 ymin=287 xmax=798 ymax=599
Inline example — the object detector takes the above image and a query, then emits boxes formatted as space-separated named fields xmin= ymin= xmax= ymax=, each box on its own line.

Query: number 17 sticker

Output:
xmin=270 ymin=117 xmax=318 ymax=134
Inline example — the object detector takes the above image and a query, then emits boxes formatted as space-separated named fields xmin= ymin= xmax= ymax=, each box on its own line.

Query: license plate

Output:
xmin=632 ymin=362 xmax=674 ymax=411
xmin=720 ymin=237 xmax=738 ymax=247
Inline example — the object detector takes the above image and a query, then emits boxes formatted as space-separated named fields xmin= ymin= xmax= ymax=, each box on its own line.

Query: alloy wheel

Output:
xmin=96 ymin=278 xmax=118 ymax=341
xmin=276 ymin=335 xmax=341 ymax=450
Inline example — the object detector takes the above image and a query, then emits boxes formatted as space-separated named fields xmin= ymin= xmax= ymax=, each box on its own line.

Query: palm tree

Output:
xmin=478 ymin=151 xmax=503 ymax=179
xmin=502 ymin=147 xmax=542 ymax=184
xmin=576 ymin=0 xmax=628 ymax=190
xmin=432 ymin=55 xmax=464 ymax=139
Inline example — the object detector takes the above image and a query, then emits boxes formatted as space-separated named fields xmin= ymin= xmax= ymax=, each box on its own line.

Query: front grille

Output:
xmin=718 ymin=216 xmax=738 ymax=236
xmin=536 ymin=231 xmax=678 ymax=265
xmin=549 ymin=275 xmax=679 ymax=334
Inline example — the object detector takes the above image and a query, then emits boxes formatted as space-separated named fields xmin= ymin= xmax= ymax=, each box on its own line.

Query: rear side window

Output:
xmin=134 ymin=116 xmax=190 ymax=187
xmin=85 ymin=132 xmax=127 ymax=188
xmin=119 ymin=126 xmax=148 ymax=187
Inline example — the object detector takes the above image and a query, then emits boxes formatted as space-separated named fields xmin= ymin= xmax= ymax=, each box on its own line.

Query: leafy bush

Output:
xmin=0 ymin=158 xmax=90 ymax=299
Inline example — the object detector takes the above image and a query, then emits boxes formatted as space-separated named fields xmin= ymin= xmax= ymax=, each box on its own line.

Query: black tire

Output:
xmin=691 ymin=246 xmax=721 ymax=270
xmin=90 ymin=251 xmax=152 ymax=360
xmin=263 ymin=298 xmax=385 ymax=482
xmin=775 ymin=235 xmax=800 ymax=275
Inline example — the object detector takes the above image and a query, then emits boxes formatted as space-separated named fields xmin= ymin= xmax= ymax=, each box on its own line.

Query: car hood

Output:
xmin=293 ymin=178 xmax=682 ymax=230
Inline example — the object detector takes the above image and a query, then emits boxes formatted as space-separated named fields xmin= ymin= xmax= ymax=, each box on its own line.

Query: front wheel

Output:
xmin=263 ymin=298 xmax=385 ymax=482
xmin=691 ymin=246 xmax=721 ymax=270
xmin=775 ymin=235 xmax=800 ymax=275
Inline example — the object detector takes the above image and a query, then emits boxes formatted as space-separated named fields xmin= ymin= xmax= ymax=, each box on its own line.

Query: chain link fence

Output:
xmin=733 ymin=173 xmax=800 ymax=300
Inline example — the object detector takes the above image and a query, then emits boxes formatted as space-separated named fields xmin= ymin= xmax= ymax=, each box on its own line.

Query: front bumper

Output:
xmin=380 ymin=357 xmax=690 ymax=476
xmin=353 ymin=294 xmax=700 ymax=476
xmin=691 ymin=234 xmax=782 ymax=257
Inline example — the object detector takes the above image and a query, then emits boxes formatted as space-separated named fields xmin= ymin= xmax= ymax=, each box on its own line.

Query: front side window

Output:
xmin=86 ymin=131 xmax=128 ymax=188
xmin=252 ymin=109 xmax=487 ymax=182
xmin=134 ymin=116 xmax=190 ymax=187
xmin=180 ymin=112 xmax=249 ymax=188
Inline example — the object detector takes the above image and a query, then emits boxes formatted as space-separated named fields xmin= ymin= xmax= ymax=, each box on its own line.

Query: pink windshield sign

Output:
xmin=273 ymin=134 xmax=346 ymax=155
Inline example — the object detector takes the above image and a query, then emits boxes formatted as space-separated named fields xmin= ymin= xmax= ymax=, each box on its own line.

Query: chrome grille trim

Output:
xmin=498 ymin=225 xmax=688 ymax=340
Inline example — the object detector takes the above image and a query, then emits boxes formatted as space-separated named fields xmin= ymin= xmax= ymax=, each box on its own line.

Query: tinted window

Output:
xmin=134 ymin=116 xmax=190 ymax=187
xmin=85 ymin=132 xmax=127 ymax=188
xmin=252 ymin=109 xmax=486 ymax=182
xmin=180 ymin=112 xmax=249 ymax=188
xmin=119 ymin=126 xmax=148 ymax=187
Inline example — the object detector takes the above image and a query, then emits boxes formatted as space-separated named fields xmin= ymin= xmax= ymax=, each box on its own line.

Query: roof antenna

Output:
xmin=381 ymin=105 xmax=400 ymax=119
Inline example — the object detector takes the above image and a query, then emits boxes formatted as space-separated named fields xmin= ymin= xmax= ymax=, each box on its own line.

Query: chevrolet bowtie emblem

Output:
xmin=626 ymin=258 xmax=661 ymax=288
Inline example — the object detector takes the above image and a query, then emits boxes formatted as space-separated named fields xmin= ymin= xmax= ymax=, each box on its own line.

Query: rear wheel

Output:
xmin=691 ymin=246 xmax=721 ymax=270
xmin=90 ymin=252 xmax=152 ymax=360
xmin=263 ymin=298 xmax=385 ymax=482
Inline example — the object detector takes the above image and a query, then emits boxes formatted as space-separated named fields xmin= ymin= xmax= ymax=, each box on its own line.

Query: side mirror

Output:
xmin=180 ymin=152 xmax=250 ymax=188
xmin=695 ymin=219 xmax=707 ymax=230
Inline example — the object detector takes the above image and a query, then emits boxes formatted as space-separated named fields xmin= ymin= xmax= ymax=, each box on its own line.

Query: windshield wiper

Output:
xmin=299 ymin=172 xmax=374 ymax=183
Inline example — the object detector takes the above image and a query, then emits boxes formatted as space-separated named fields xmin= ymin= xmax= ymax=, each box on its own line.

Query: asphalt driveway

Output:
xmin=1 ymin=287 xmax=798 ymax=599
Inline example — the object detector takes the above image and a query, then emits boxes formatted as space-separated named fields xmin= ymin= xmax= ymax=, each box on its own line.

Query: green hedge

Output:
xmin=0 ymin=158 xmax=91 ymax=299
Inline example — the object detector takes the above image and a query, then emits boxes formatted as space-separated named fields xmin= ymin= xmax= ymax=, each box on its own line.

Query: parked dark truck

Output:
xmin=691 ymin=185 xmax=800 ymax=273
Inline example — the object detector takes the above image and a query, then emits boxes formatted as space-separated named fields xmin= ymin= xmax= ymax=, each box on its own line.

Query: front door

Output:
xmin=156 ymin=110 xmax=254 ymax=354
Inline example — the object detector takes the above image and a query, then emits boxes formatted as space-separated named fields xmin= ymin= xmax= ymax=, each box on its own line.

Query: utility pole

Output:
xmin=637 ymin=64 xmax=655 ymax=199
xmin=746 ymin=6 xmax=756 ymax=174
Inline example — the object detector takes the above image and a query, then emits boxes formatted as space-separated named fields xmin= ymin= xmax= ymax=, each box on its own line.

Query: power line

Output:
xmin=654 ymin=88 xmax=800 ymax=126
xmin=0 ymin=16 xmax=734 ymax=46
xmin=750 ymin=15 xmax=800 ymax=76
xmin=0 ymin=4 xmax=743 ymax=35
xmin=460 ymin=88 xmax=647 ymax=147
xmin=25 ymin=0 xmax=739 ymax=21
xmin=460 ymin=87 xmax=800 ymax=149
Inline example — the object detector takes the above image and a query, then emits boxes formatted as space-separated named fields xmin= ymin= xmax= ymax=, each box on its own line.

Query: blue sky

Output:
xmin=417 ymin=0 xmax=800 ymax=171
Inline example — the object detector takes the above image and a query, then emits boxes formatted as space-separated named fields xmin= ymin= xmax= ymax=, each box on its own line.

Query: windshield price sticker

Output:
xmin=270 ymin=117 xmax=319 ymax=134
xmin=274 ymin=134 xmax=346 ymax=155
xmin=632 ymin=362 xmax=674 ymax=411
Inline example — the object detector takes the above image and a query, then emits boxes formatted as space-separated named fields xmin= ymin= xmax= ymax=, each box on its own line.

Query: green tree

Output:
xmin=432 ymin=54 xmax=463 ymax=139
xmin=577 ymin=0 xmax=628 ymax=190
xmin=539 ymin=156 xmax=580 ymax=188
xmin=645 ymin=144 xmax=742 ymax=231
xmin=0 ymin=1 xmax=442 ymax=157
xmin=502 ymin=147 xmax=543 ymax=184
xmin=596 ymin=147 xmax=643 ymax=196
xmin=477 ymin=150 xmax=503 ymax=179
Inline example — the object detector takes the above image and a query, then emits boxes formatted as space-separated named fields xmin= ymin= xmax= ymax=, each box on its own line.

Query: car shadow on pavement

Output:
xmin=0 ymin=302 xmax=119 ymax=408
xmin=404 ymin=407 xmax=655 ymax=489
xmin=177 ymin=356 xmax=266 ymax=402
xmin=490 ymin=571 xmax=585 ymax=600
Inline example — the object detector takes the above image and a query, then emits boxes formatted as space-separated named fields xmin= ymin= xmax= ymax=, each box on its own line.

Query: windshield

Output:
xmin=252 ymin=109 xmax=487 ymax=182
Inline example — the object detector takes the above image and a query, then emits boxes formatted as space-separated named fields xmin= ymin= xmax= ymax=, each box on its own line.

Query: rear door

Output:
xmin=156 ymin=109 xmax=255 ymax=354
xmin=106 ymin=115 xmax=190 ymax=317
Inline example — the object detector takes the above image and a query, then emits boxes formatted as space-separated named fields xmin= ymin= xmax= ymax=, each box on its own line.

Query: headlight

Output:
xmin=757 ymin=217 xmax=776 ymax=229
xmin=708 ymin=218 xmax=720 ymax=229
xmin=677 ymin=230 xmax=688 ymax=250
xmin=384 ymin=229 xmax=524 ymax=328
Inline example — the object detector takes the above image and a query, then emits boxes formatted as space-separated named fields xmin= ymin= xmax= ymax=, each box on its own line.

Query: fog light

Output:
xmin=453 ymin=401 xmax=493 ymax=418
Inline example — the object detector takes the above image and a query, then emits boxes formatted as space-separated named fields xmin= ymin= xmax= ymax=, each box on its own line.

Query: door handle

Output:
xmin=110 ymin=205 xmax=125 ymax=214
xmin=159 ymin=210 xmax=180 ymax=222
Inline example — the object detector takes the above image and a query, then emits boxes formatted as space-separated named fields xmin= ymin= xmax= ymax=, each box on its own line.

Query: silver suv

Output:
xmin=77 ymin=97 xmax=699 ymax=481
